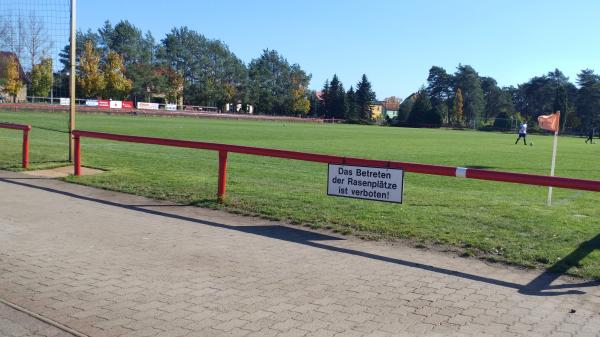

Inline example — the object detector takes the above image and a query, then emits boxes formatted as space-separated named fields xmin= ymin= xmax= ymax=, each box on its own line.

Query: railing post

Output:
xmin=218 ymin=150 xmax=228 ymax=203
xmin=22 ymin=127 xmax=30 ymax=169
xmin=74 ymin=135 xmax=81 ymax=176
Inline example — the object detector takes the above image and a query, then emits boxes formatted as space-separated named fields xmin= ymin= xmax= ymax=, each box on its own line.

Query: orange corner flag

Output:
xmin=538 ymin=112 xmax=560 ymax=133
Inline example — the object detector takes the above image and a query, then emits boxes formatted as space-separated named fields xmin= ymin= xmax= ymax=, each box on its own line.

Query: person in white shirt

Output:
xmin=515 ymin=123 xmax=527 ymax=145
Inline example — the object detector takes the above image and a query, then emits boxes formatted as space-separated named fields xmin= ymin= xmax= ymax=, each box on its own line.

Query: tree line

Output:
xmin=53 ymin=21 xmax=312 ymax=115
xmin=308 ymin=74 xmax=377 ymax=123
xmin=1 ymin=17 xmax=314 ymax=115
xmin=391 ymin=64 xmax=600 ymax=131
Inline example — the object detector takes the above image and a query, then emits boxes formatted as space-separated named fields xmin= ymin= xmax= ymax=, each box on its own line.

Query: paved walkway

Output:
xmin=1 ymin=170 xmax=599 ymax=337
xmin=0 ymin=302 xmax=75 ymax=337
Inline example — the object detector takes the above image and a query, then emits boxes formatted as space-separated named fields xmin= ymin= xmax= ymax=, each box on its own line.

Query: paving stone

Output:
xmin=1 ymin=171 xmax=600 ymax=337
xmin=0 ymin=302 xmax=76 ymax=337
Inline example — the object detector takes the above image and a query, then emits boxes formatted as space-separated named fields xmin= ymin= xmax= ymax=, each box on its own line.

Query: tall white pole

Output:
xmin=547 ymin=130 xmax=559 ymax=206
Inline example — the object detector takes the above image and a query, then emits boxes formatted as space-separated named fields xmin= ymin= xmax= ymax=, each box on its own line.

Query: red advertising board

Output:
xmin=98 ymin=100 xmax=110 ymax=109
xmin=122 ymin=101 xmax=134 ymax=108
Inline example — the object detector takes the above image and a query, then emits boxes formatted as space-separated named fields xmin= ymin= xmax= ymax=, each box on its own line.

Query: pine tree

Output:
xmin=327 ymin=74 xmax=346 ymax=119
xmin=454 ymin=65 xmax=484 ymax=123
xmin=103 ymin=50 xmax=132 ymax=99
xmin=576 ymin=69 xmax=600 ymax=128
xmin=319 ymin=79 xmax=330 ymax=118
xmin=355 ymin=74 xmax=376 ymax=122
xmin=407 ymin=91 xmax=432 ymax=126
xmin=308 ymin=91 xmax=320 ymax=116
xmin=426 ymin=66 xmax=453 ymax=122
xmin=79 ymin=40 xmax=105 ymax=98
xmin=4 ymin=55 xmax=23 ymax=102
xmin=553 ymin=85 xmax=568 ymax=129
xmin=395 ymin=94 xmax=416 ymax=125
xmin=452 ymin=88 xmax=464 ymax=125
xmin=345 ymin=86 xmax=357 ymax=121
xmin=30 ymin=58 xmax=53 ymax=97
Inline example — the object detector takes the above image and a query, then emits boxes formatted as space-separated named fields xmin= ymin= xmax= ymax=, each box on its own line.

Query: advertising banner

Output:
xmin=85 ymin=99 xmax=98 ymax=107
xmin=110 ymin=100 xmax=123 ymax=109
xmin=98 ymin=100 xmax=110 ymax=109
xmin=137 ymin=102 xmax=160 ymax=110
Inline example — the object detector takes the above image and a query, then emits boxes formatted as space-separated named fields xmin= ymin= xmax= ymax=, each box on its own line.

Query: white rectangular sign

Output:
xmin=85 ymin=99 xmax=98 ymax=107
xmin=137 ymin=102 xmax=159 ymax=110
xmin=59 ymin=97 xmax=70 ymax=105
xmin=109 ymin=100 xmax=123 ymax=109
xmin=328 ymin=164 xmax=404 ymax=203
xmin=165 ymin=103 xmax=177 ymax=111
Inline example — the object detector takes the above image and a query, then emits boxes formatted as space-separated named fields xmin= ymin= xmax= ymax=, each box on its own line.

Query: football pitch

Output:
xmin=1 ymin=110 xmax=599 ymax=278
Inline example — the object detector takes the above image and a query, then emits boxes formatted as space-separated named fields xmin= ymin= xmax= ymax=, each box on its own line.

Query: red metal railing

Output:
xmin=72 ymin=130 xmax=600 ymax=202
xmin=0 ymin=122 xmax=31 ymax=169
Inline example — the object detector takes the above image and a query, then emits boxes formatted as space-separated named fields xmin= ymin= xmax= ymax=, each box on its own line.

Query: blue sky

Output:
xmin=79 ymin=0 xmax=600 ymax=99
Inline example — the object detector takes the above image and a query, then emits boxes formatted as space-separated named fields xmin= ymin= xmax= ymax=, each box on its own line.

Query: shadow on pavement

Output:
xmin=1 ymin=176 xmax=598 ymax=297
xmin=519 ymin=234 xmax=600 ymax=296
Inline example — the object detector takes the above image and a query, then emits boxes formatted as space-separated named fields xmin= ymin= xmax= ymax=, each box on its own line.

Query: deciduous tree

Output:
xmin=102 ymin=50 xmax=131 ymax=99
xmin=78 ymin=40 xmax=105 ymax=98
xmin=159 ymin=27 xmax=248 ymax=108
xmin=162 ymin=67 xmax=184 ymax=104
xmin=30 ymin=58 xmax=52 ymax=97
xmin=247 ymin=49 xmax=310 ymax=115
xmin=291 ymin=88 xmax=310 ymax=115
xmin=4 ymin=54 xmax=23 ymax=102
xmin=452 ymin=88 xmax=464 ymax=124
xmin=0 ymin=13 xmax=52 ymax=71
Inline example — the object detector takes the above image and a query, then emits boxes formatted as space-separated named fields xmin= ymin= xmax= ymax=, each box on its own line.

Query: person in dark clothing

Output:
xmin=515 ymin=123 xmax=527 ymax=145
xmin=585 ymin=128 xmax=595 ymax=144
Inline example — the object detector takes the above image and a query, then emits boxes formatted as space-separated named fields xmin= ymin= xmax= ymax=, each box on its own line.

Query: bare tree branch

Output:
xmin=0 ymin=12 xmax=52 ymax=71
xmin=25 ymin=11 xmax=52 ymax=69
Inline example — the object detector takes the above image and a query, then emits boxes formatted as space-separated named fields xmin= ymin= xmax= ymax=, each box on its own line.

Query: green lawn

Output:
xmin=1 ymin=110 xmax=600 ymax=278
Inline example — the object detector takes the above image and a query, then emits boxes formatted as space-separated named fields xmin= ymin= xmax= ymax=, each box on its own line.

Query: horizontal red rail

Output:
xmin=72 ymin=130 xmax=600 ymax=200
xmin=0 ymin=122 xmax=31 ymax=169
xmin=0 ymin=122 xmax=31 ymax=131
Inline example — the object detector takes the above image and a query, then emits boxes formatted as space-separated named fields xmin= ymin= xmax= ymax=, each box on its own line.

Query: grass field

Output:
xmin=1 ymin=110 xmax=599 ymax=279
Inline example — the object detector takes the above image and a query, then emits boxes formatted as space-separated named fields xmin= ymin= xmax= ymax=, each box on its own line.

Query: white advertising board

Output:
xmin=59 ymin=98 xmax=70 ymax=105
xmin=137 ymin=102 xmax=159 ymax=110
xmin=327 ymin=164 xmax=403 ymax=203
xmin=85 ymin=99 xmax=98 ymax=107
xmin=109 ymin=100 xmax=123 ymax=109
xmin=165 ymin=104 xmax=177 ymax=111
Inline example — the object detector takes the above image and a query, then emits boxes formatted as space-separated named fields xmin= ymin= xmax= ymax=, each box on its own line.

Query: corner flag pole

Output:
xmin=547 ymin=114 xmax=560 ymax=206
xmin=68 ymin=0 xmax=76 ymax=161
xmin=547 ymin=130 xmax=559 ymax=205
